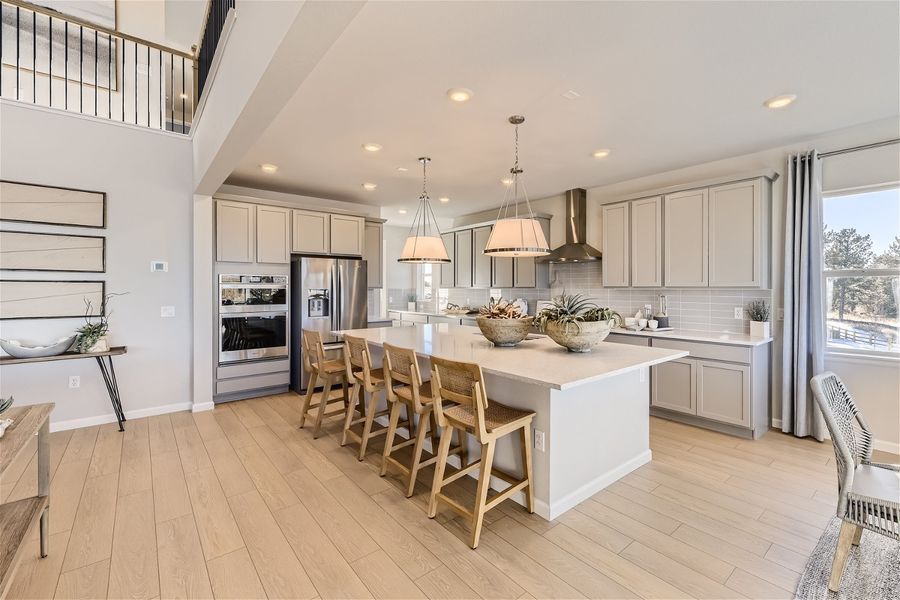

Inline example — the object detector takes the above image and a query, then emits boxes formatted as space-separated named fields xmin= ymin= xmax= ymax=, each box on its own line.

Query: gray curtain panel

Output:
xmin=781 ymin=150 xmax=826 ymax=440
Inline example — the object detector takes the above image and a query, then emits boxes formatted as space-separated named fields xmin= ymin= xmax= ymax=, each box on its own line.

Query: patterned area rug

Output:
xmin=795 ymin=518 xmax=900 ymax=599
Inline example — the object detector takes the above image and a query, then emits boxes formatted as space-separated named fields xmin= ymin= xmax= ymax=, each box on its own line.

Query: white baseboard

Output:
xmin=191 ymin=401 xmax=215 ymax=413
xmin=771 ymin=417 xmax=898 ymax=455
xmin=49 ymin=402 xmax=192 ymax=432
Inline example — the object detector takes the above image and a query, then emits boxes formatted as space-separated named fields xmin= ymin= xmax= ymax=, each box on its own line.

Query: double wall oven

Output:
xmin=219 ymin=274 xmax=289 ymax=364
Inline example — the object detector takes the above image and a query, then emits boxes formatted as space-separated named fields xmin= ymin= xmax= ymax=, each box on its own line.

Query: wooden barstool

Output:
xmin=341 ymin=334 xmax=393 ymax=460
xmin=298 ymin=329 xmax=350 ymax=439
xmin=428 ymin=355 xmax=536 ymax=549
xmin=380 ymin=343 xmax=464 ymax=497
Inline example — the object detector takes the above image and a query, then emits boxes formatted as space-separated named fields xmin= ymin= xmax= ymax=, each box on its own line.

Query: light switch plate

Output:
xmin=734 ymin=307 xmax=743 ymax=319
xmin=777 ymin=308 xmax=785 ymax=320
xmin=160 ymin=306 xmax=175 ymax=318
xmin=150 ymin=260 xmax=168 ymax=272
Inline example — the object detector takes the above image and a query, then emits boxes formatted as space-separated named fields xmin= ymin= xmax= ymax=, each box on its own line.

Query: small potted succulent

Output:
xmin=476 ymin=297 xmax=534 ymax=347
xmin=536 ymin=294 xmax=621 ymax=352
xmin=747 ymin=300 xmax=771 ymax=338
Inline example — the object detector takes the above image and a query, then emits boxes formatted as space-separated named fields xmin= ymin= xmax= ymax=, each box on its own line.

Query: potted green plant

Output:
xmin=475 ymin=297 xmax=534 ymax=347
xmin=74 ymin=294 xmax=123 ymax=353
xmin=747 ymin=300 xmax=771 ymax=338
xmin=536 ymin=294 xmax=621 ymax=352
xmin=407 ymin=293 xmax=416 ymax=311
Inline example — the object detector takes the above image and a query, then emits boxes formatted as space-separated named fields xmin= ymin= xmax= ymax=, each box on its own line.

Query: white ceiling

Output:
xmin=227 ymin=1 xmax=900 ymax=222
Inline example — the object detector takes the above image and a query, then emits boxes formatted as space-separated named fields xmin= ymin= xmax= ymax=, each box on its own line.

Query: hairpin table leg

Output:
xmin=95 ymin=355 xmax=126 ymax=431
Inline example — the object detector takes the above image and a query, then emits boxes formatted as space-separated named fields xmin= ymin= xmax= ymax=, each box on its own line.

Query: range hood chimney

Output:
xmin=536 ymin=188 xmax=602 ymax=263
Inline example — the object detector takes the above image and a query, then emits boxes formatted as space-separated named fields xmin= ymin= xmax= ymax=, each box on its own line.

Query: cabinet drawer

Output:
xmin=387 ymin=311 xmax=401 ymax=320
xmin=651 ymin=338 xmax=750 ymax=364
xmin=428 ymin=315 xmax=462 ymax=325
xmin=216 ymin=371 xmax=289 ymax=394
xmin=217 ymin=359 xmax=289 ymax=380
xmin=402 ymin=313 xmax=428 ymax=324
xmin=606 ymin=333 xmax=651 ymax=347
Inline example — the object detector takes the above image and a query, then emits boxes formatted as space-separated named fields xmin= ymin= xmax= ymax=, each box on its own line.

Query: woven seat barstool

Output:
xmin=298 ymin=329 xmax=350 ymax=439
xmin=340 ymin=334 xmax=392 ymax=460
xmin=810 ymin=372 xmax=900 ymax=593
xmin=380 ymin=343 xmax=463 ymax=497
xmin=427 ymin=355 xmax=536 ymax=549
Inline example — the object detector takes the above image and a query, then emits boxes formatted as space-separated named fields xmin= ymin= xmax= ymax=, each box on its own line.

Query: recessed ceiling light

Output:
xmin=592 ymin=149 xmax=611 ymax=159
xmin=398 ymin=209 xmax=407 ymax=214
xmin=397 ymin=167 xmax=408 ymax=172
xmin=562 ymin=90 xmax=581 ymax=100
xmin=764 ymin=94 xmax=797 ymax=109
xmin=362 ymin=182 xmax=377 ymax=191
xmin=439 ymin=197 xmax=450 ymax=203
xmin=446 ymin=87 xmax=474 ymax=102
xmin=260 ymin=163 xmax=278 ymax=174
xmin=500 ymin=177 xmax=514 ymax=186
xmin=362 ymin=143 xmax=382 ymax=152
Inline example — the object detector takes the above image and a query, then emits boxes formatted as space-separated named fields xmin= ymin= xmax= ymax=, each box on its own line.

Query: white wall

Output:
xmin=0 ymin=101 xmax=194 ymax=430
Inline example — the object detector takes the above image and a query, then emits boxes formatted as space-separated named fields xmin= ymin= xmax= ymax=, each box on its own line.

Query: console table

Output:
xmin=0 ymin=347 xmax=127 ymax=431
xmin=0 ymin=403 xmax=54 ymax=598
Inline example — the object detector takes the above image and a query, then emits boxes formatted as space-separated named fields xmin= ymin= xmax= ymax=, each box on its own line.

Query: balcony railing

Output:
xmin=0 ymin=0 xmax=195 ymax=133
xmin=195 ymin=0 xmax=235 ymax=102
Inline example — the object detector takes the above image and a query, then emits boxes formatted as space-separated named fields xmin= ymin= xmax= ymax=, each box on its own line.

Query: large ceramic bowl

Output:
xmin=0 ymin=335 xmax=77 ymax=359
xmin=476 ymin=316 xmax=534 ymax=347
xmin=543 ymin=319 xmax=614 ymax=353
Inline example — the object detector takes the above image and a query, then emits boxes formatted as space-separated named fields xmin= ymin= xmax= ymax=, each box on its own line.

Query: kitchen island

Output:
xmin=336 ymin=324 xmax=688 ymax=520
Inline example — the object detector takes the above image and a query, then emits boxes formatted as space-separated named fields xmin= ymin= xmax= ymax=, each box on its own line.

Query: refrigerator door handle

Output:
xmin=334 ymin=262 xmax=341 ymax=332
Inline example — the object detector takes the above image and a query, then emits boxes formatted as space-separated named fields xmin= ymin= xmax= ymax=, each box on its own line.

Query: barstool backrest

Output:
xmin=343 ymin=334 xmax=376 ymax=388
xmin=383 ymin=342 xmax=429 ymax=410
xmin=302 ymin=329 xmax=326 ymax=372
xmin=430 ymin=355 xmax=489 ymax=440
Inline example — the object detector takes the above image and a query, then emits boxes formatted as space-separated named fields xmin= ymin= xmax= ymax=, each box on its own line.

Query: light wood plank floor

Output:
xmin=4 ymin=391 xmax=894 ymax=600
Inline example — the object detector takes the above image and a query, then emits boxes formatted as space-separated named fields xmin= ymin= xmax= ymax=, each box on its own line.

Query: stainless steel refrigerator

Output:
xmin=290 ymin=256 xmax=367 ymax=392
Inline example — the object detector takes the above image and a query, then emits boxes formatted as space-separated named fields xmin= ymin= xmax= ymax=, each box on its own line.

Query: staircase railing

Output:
xmin=194 ymin=0 xmax=235 ymax=104
xmin=0 ymin=0 xmax=195 ymax=133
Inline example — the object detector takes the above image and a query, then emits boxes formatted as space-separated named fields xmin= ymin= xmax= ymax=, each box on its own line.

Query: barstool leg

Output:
xmin=359 ymin=388 xmax=381 ymax=460
xmin=458 ymin=427 xmax=468 ymax=469
xmin=299 ymin=371 xmax=318 ymax=428
xmin=520 ymin=422 xmax=535 ymax=513
xmin=312 ymin=374 xmax=333 ymax=439
xmin=428 ymin=427 xmax=454 ymax=518
xmin=471 ymin=439 xmax=496 ymax=549
xmin=341 ymin=381 xmax=361 ymax=447
xmin=380 ymin=399 xmax=403 ymax=476
xmin=407 ymin=411 xmax=430 ymax=497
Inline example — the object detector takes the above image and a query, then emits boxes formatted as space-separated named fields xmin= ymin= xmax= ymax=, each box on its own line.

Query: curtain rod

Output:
xmin=818 ymin=138 xmax=900 ymax=159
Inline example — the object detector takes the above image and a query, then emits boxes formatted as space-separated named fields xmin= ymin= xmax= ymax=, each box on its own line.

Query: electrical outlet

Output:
xmin=734 ymin=307 xmax=743 ymax=319
xmin=68 ymin=376 xmax=80 ymax=389
xmin=777 ymin=308 xmax=785 ymax=320
xmin=534 ymin=429 xmax=546 ymax=452
xmin=160 ymin=306 xmax=176 ymax=318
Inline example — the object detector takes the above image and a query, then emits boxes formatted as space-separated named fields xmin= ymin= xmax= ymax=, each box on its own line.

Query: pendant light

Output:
xmin=484 ymin=115 xmax=550 ymax=257
xmin=398 ymin=157 xmax=451 ymax=263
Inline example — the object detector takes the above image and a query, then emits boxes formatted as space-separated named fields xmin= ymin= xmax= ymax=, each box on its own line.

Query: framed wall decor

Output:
xmin=0 ymin=230 xmax=106 ymax=272
xmin=0 ymin=180 xmax=106 ymax=228
xmin=0 ymin=279 xmax=105 ymax=320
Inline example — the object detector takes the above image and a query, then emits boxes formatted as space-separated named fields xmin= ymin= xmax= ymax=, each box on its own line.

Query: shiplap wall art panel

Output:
xmin=0 ymin=279 xmax=105 ymax=319
xmin=0 ymin=230 xmax=105 ymax=272
xmin=0 ymin=180 xmax=106 ymax=228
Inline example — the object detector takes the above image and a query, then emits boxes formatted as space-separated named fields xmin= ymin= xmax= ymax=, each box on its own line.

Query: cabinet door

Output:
xmin=631 ymin=196 xmax=662 ymax=287
xmin=455 ymin=229 xmax=473 ymax=288
xmin=513 ymin=218 xmax=549 ymax=288
xmin=440 ymin=232 xmax=456 ymax=287
xmin=256 ymin=205 xmax=291 ymax=264
xmin=664 ymin=188 xmax=708 ymax=287
xmin=492 ymin=256 xmax=513 ymax=288
xmin=709 ymin=179 xmax=762 ymax=287
xmin=292 ymin=210 xmax=330 ymax=254
xmin=216 ymin=200 xmax=255 ymax=263
xmin=330 ymin=215 xmax=365 ymax=256
xmin=427 ymin=315 xmax=462 ymax=325
xmin=472 ymin=226 xmax=492 ymax=288
xmin=601 ymin=202 xmax=630 ymax=287
xmin=697 ymin=360 xmax=751 ymax=427
xmin=651 ymin=359 xmax=696 ymax=415
xmin=364 ymin=222 xmax=383 ymax=288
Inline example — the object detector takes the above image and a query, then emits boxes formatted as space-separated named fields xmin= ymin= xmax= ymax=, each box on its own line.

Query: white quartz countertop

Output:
xmin=388 ymin=309 xmax=479 ymax=319
xmin=336 ymin=324 xmax=688 ymax=390
xmin=608 ymin=328 xmax=773 ymax=347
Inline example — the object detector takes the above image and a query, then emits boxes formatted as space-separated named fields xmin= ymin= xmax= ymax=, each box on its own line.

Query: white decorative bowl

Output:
xmin=0 ymin=335 xmax=77 ymax=359
xmin=544 ymin=320 xmax=614 ymax=353
xmin=476 ymin=316 xmax=534 ymax=347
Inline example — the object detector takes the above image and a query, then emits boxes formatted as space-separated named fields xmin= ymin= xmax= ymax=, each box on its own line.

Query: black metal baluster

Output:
xmin=158 ymin=50 xmax=162 ymax=129
xmin=79 ymin=25 xmax=82 ymax=112
xmin=94 ymin=30 xmax=98 ymax=115
xmin=181 ymin=56 xmax=185 ymax=133
xmin=64 ymin=20 xmax=67 ymax=109
xmin=48 ymin=16 xmax=51 ymax=106
xmin=31 ymin=10 xmax=35 ymax=101
xmin=146 ymin=45 xmax=150 ymax=126
xmin=169 ymin=53 xmax=173 ymax=132
xmin=1 ymin=3 xmax=4 ymax=95
xmin=121 ymin=38 xmax=125 ymax=121
xmin=133 ymin=40 xmax=136 ymax=125
xmin=107 ymin=34 xmax=111 ymax=118
xmin=16 ymin=6 xmax=19 ymax=100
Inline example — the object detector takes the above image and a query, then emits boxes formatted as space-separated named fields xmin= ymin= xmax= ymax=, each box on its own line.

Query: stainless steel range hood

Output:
xmin=536 ymin=188 xmax=602 ymax=263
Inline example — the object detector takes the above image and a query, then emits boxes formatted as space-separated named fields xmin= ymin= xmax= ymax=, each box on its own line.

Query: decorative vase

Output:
xmin=475 ymin=316 xmax=534 ymax=347
xmin=750 ymin=321 xmax=770 ymax=339
xmin=407 ymin=302 xmax=416 ymax=311
xmin=544 ymin=319 xmax=614 ymax=352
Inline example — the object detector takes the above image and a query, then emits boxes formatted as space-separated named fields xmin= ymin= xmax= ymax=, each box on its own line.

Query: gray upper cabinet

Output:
xmin=363 ymin=222 xmax=383 ymax=288
xmin=330 ymin=215 xmax=365 ymax=256
xmin=255 ymin=205 xmax=291 ymax=264
xmin=708 ymin=179 xmax=766 ymax=287
xmin=513 ymin=217 xmax=550 ymax=288
xmin=217 ymin=200 xmax=255 ymax=263
xmin=440 ymin=232 xmax=456 ymax=287
xmin=292 ymin=209 xmax=330 ymax=254
xmin=630 ymin=196 xmax=662 ymax=287
xmin=601 ymin=202 xmax=630 ymax=287
xmin=455 ymin=229 xmax=473 ymax=288
xmin=472 ymin=226 xmax=492 ymax=288
xmin=664 ymin=188 xmax=708 ymax=287
xmin=492 ymin=256 xmax=514 ymax=288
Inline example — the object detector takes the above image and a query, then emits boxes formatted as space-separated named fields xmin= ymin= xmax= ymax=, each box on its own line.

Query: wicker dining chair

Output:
xmin=809 ymin=372 xmax=899 ymax=592
xmin=298 ymin=329 xmax=350 ymax=439
xmin=340 ymin=334 xmax=391 ymax=460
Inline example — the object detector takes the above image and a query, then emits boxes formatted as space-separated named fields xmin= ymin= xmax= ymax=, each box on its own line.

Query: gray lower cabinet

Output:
xmin=215 ymin=358 xmax=290 ymax=399
xmin=696 ymin=360 xmax=751 ymax=427
xmin=651 ymin=359 xmax=696 ymax=415
xmin=427 ymin=315 xmax=462 ymax=325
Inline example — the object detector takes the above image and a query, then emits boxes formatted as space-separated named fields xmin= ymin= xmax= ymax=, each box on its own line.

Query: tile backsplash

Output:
xmin=442 ymin=262 xmax=773 ymax=335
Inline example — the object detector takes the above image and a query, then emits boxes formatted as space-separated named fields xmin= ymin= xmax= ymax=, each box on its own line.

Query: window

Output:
xmin=823 ymin=186 xmax=900 ymax=355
